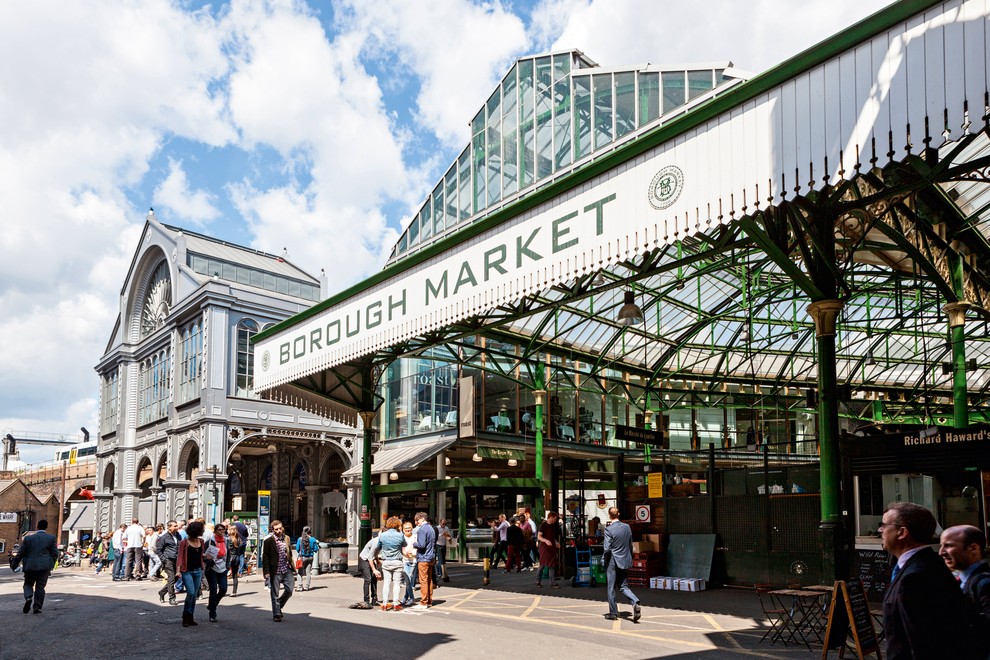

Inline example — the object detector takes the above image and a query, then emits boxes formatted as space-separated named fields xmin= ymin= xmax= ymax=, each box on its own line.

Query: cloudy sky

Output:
xmin=0 ymin=0 xmax=894 ymax=464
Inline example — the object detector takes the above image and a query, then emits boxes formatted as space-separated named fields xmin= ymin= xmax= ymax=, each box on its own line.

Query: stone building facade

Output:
xmin=94 ymin=212 xmax=360 ymax=542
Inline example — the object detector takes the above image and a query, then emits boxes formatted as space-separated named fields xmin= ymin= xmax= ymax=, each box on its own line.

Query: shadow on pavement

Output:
xmin=0 ymin=572 xmax=455 ymax=660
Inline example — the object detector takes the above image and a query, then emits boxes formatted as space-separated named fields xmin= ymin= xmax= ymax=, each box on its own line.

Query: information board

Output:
xmin=821 ymin=578 xmax=882 ymax=659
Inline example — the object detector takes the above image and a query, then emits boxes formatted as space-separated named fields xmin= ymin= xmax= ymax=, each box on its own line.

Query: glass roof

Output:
xmin=386 ymin=50 xmax=747 ymax=266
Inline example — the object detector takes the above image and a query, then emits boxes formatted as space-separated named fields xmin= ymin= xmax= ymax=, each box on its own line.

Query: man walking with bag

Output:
xmin=603 ymin=507 xmax=641 ymax=622
xmin=13 ymin=519 xmax=58 ymax=614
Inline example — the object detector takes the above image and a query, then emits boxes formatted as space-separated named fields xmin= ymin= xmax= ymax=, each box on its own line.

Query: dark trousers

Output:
xmin=228 ymin=554 xmax=241 ymax=595
xmin=506 ymin=544 xmax=521 ymax=571
xmin=435 ymin=546 xmax=447 ymax=581
xmin=125 ymin=547 xmax=144 ymax=578
xmin=23 ymin=570 xmax=50 ymax=611
xmin=359 ymin=558 xmax=378 ymax=603
xmin=205 ymin=569 xmax=228 ymax=616
xmin=491 ymin=540 xmax=507 ymax=568
xmin=606 ymin=562 xmax=639 ymax=617
xmin=112 ymin=551 xmax=124 ymax=578
xmin=159 ymin=557 xmax=177 ymax=599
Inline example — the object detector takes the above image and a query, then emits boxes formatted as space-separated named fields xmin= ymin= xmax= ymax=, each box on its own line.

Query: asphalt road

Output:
xmin=0 ymin=564 xmax=823 ymax=659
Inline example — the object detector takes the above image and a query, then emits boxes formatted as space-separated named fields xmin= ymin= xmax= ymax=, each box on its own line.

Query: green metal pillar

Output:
xmin=358 ymin=410 xmax=376 ymax=550
xmin=808 ymin=299 xmax=846 ymax=582
xmin=807 ymin=300 xmax=843 ymax=526
xmin=944 ymin=296 xmax=972 ymax=429
xmin=534 ymin=388 xmax=546 ymax=481
xmin=458 ymin=481 xmax=467 ymax=563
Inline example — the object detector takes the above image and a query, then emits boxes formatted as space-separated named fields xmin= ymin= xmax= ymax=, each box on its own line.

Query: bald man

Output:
xmin=940 ymin=525 xmax=990 ymax=632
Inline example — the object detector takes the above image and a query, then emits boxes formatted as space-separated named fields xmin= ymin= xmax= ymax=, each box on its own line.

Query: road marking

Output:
xmin=521 ymin=596 xmax=540 ymax=618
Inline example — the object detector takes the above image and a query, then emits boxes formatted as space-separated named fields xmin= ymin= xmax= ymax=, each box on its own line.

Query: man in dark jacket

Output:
xmin=14 ymin=519 xmax=58 ymax=614
xmin=261 ymin=520 xmax=296 ymax=622
xmin=880 ymin=502 xmax=978 ymax=659
xmin=156 ymin=520 xmax=182 ymax=605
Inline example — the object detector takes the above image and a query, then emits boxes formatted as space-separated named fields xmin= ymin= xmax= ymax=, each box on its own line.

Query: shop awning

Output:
xmin=341 ymin=435 xmax=456 ymax=479
xmin=62 ymin=502 xmax=93 ymax=531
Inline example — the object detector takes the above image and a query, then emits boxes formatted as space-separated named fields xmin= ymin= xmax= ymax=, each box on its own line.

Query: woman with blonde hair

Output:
xmin=226 ymin=526 xmax=243 ymax=596
xmin=377 ymin=516 xmax=405 ymax=611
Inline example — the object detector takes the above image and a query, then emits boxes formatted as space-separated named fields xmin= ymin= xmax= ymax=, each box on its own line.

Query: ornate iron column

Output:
xmin=357 ymin=410 xmax=376 ymax=550
xmin=533 ymin=389 xmax=546 ymax=481
xmin=807 ymin=298 xmax=845 ymax=581
xmin=944 ymin=301 xmax=972 ymax=429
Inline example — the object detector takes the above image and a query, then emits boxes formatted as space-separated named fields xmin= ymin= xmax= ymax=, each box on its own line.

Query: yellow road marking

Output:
xmin=448 ymin=591 xmax=479 ymax=609
xmin=521 ymin=596 xmax=541 ymax=618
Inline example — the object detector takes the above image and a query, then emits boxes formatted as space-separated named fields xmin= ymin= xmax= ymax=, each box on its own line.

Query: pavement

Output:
xmin=0 ymin=562 xmax=833 ymax=660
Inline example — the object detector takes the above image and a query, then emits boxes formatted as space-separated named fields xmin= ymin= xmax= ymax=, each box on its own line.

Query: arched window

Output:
xmin=235 ymin=319 xmax=260 ymax=397
xmin=139 ymin=348 xmax=171 ymax=425
xmin=177 ymin=320 xmax=203 ymax=404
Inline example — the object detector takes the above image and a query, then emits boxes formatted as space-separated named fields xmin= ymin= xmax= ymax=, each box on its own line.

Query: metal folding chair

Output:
xmin=755 ymin=583 xmax=796 ymax=645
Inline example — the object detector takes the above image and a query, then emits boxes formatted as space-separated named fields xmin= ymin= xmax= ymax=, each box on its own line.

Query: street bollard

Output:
xmin=481 ymin=547 xmax=490 ymax=586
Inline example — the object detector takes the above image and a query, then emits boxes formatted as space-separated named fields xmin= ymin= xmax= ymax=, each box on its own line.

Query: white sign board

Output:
xmin=0 ymin=512 xmax=18 ymax=524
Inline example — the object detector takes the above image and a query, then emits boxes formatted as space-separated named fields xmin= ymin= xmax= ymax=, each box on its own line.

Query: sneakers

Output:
xmin=22 ymin=600 xmax=31 ymax=614
xmin=633 ymin=603 xmax=642 ymax=623
xmin=410 ymin=603 xmax=429 ymax=610
xmin=392 ymin=605 xmax=403 ymax=612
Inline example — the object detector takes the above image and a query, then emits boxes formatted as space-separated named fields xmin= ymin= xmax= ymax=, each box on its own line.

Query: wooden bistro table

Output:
xmin=770 ymin=588 xmax=829 ymax=648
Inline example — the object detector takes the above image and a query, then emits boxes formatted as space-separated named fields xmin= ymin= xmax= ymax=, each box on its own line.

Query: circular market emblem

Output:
xmin=261 ymin=350 xmax=271 ymax=372
xmin=648 ymin=165 xmax=684 ymax=210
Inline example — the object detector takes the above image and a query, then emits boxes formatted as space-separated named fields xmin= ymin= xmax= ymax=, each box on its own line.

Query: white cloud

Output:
xmin=0 ymin=1 xmax=235 ymax=441
xmin=153 ymin=159 xmax=222 ymax=224
xmin=340 ymin=0 xmax=529 ymax=148
xmin=538 ymin=0 xmax=897 ymax=74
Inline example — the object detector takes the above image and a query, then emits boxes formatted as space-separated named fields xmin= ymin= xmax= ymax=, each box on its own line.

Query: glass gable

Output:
xmin=388 ymin=51 xmax=746 ymax=265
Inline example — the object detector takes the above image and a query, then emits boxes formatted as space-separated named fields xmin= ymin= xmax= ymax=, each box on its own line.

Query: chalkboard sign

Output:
xmin=822 ymin=578 xmax=882 ymax=660
xmin=855 ymin=549 xmax=891 ymax=602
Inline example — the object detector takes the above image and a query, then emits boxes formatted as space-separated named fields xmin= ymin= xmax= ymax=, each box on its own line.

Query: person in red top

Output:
xmin=175 ymin=520 xmax=205 ymax=627
xmin=537 ymin=512 xmax=561 ymax=588
xmin=204 ymin=522 xmax=229 ymax=623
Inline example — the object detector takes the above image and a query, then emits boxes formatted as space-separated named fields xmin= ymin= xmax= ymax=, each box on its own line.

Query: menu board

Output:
xmin=855 ymin=548 xmax=891 ymax=602
xmin=822 ymin=578 xmax=881 ymax=659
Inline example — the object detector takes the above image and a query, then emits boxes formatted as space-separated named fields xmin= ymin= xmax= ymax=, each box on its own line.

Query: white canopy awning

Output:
xmin=341 ymin=435 xmax=456 ymax=479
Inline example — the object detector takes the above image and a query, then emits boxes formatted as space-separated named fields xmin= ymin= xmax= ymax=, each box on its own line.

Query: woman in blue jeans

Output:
xmin=176 ymin=520 xmax=205 ymax=627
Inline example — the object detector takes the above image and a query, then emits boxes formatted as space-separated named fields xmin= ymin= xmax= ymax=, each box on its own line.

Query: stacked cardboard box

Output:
xmin=648 ymin=576 xmax=707 ymax=591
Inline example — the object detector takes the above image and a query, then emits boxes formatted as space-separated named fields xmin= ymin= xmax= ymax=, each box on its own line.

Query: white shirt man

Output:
xmin=123 ymin=519 xmax=146 ymax=580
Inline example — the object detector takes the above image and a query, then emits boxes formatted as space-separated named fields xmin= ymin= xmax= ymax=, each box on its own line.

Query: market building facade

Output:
xmin=256 ymin=0 xmax=990 ymax=586
xmin=94 ymin=214 xmax=360 ymax=545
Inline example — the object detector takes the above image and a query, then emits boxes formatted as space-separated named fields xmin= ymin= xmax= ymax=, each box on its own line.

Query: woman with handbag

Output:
xmin=203 ymin=522 xmax=229 ymax=622
xmin=176 ymin=520 xmax=205 ymax=627
xmin=377 ymin=517 xmax=405 ymax=611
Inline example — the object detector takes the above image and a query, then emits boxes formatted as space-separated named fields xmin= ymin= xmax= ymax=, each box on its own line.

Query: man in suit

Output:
xmin=602 ymin=506 xmax=641 ymax=622
xmin=14 ymin=519 xmax=58 ymax=614
xmin=940 ymin=524 xmax=990 ymax=652
xmin=880 ymin=502 xmax=977 ymax=659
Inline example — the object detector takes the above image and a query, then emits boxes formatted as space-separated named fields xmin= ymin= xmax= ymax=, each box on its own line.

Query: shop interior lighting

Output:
xmin=389 ymin=472 xmax=399 ymax=481
xmin=490 ymin=473 xmax=498 ymax=479
xmin=472 ymin=452 xmax=483 ymax=462
xmin=507 ymin=458 xmax=518 ymax=467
